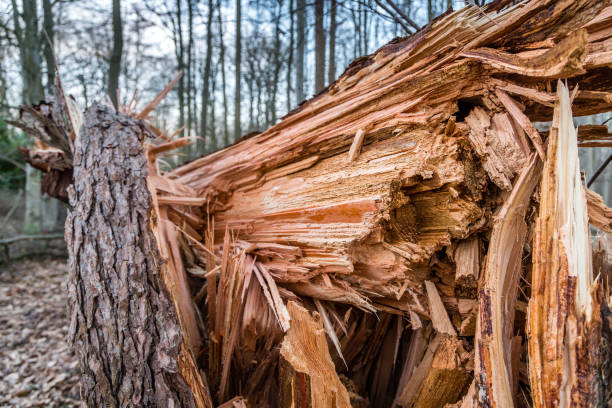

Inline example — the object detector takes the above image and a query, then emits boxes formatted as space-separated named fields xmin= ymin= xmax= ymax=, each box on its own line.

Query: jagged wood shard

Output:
xmin=527 ymin=81 xmax=607 ymax=408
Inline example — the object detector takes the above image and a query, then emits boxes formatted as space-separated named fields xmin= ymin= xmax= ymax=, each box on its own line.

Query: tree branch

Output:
xmin=385 ymin=0 xmax=420 ymax=30
xmin=0 ymin=154 xmax=26 ymax=171
xmin=373 ymin=0 xmax=412 ymax=33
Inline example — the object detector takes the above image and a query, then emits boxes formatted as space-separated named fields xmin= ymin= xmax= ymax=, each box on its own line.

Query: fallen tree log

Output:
xmin=13 ymin=0 xmax=612 ymax=406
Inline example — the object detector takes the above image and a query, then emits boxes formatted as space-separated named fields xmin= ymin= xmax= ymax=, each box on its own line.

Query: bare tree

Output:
xmin=109 ymin=0 xmax=123 ymax=110
xmin=42 ymin=0 xmax=54 ymax=90
xmin=217 ymin=0 xmax=230 ymax=146
xmin=295 ymin=0 xmax=305 ymax=102
xmin=201 ymin=0 xmax=214 ymax=152
xmin=286 ymin=0 xmax=294 ymax=112
xmin=314 ymin=0 xmax=325 ymax=93
xmin=234 ymin=0 xmax=242 ymax=141
xmin=41 ymin=0 xmax=59 ymax=232
xmin=268 ymin=0 xmax=283 ymax=125
xmin=186 ymin=0 xmax=194 ymax=147
xmin=328 ymin=0 xmax=336 ymax=85
xmin=175 ymin=0 xmax=185 ymax=138
xmin=11 ymin=0 xmax=44 ymax=233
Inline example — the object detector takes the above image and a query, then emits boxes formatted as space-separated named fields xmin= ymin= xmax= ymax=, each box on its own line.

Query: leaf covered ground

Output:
xmin=0 ymin=257 xmax=79 ymax=407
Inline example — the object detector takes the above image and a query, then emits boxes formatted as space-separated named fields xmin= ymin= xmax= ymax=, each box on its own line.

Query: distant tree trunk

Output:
xmin=109 ymin=0 xmax=123 ymax=110
xmin=201 ymin=0 xmax=214 ymax=152
xmin=186 ymin=0 xmax=194 ymax=152
xmin=217 ymin=0 xmax=229 ymax=147
xmin=12 ymin=0 xmax=44 ymax=234
xmin=270 ymin=0 xmax=282 ymax=125
xmin=256 ymin=78 xmax=262 ymax=130
xmin=427 ymin=0 xmax=433 ymax=22
xmin=295 ymin=0 xmax=305 ymax=102
xmin=314 ymin=0 xmax=325 ymax=93
xmin=286 ymin=0 xmax=294 ymax=113
xmin=234 ymin=0 xmax=242 ymax=141
xmin=66 ymin=104 xmax=196 ymax=407
xmin=209 ymin=66 xmax=217 ymax=150
xmin=175 ymin=0 xmax=185 ymax=144
xmin=247 ymin=72 xmax=255 ymax=131
xmin=14 ymin=0 xmax=44 ymax=105
xmin=328 ymin=0 xmax=336 ymax=84
xmin=41 ymin=0 xmax=60 ymax=232
xmin=362 ymin=0 xmax=368 ymax=54
xmin=447 ymin=0 xmax=452 ymax=10
xmin=42 ymin=0 xmax=54 ymax=90
xmin=0 ymin=61 xmax=7 ymax=110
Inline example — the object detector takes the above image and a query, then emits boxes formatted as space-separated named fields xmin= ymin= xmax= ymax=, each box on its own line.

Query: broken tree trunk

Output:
xmin=13 ymin=0 xmax=612 ymax=406
xmin=65 ymin=105 xmax=212 ymax=407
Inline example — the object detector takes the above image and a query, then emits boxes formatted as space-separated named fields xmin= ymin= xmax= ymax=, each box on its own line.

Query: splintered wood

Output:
xmin=279 ymin=302 xmax=352 ymax=408
xmin=527 ymin=81 xmax=607 ymax=408
xmin=13 ymin=0 xmax=612 ymax=407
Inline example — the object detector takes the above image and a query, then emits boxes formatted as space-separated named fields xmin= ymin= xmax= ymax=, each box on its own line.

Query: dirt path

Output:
xmin=0 ymin=257 xmax=79 ymax=407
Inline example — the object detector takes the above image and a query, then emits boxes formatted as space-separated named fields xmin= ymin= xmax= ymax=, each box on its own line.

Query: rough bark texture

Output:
xmin=65 ymin=105 xmax=195 ymax=407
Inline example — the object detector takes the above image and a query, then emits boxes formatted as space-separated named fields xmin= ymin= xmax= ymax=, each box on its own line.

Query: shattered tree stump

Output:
xmin=14 ymin=0 xmax=612 ymax=406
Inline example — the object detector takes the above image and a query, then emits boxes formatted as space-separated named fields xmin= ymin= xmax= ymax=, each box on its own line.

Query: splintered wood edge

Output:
xmin=279 ymin=301 xmax=351 ymax=408
xmin=424 ymin=281 xmax=457 ymax=336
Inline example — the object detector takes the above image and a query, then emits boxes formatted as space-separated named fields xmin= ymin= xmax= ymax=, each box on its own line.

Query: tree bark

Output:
xmin=170 ymin=0 xmax=186 ymax=149
xmin=270 ymin=0 xmax=282 ymax=125
xmin=200 ymin=0 xmax=214 ymax=152
xmin=13 ymin=0 xmax=44 ymax=233
xmin=295 ymin=0 xmax=305 ymax=102
xmin=108 ymin=0 xmax=123 ymax=110
xmin=314 ymin=0 xmax=325 ymax=93
xmin=286 ymin=0 xmax=294 ymax=112
xmin=186 ymin=0 xmax=194 ymax=150
xmin=216 ymin=0 xmax=229 ymax=147
xmin=65 ymin=104 xmax=197 ymax=407
xmin=234 ymin=0 xmax=242 ymax=141
xmin=42 ymin=0 xmax=54 ymax=90
xmin=327 ymin=0 xmax=336 ymax=85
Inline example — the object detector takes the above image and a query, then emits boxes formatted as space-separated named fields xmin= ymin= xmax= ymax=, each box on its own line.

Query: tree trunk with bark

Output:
xmin=13 ymin=0 xmax=44 ymax=234
xmin=65 ymin=104 xmax=211 ymax=407
xmin=108 ymin=0 xmax=122 ymax=110
xmin=217 ymin=0 xmax=230 ymax=147
xmin=328 ymin=0 xmax=336 ymax=85
xmin=42 ymin=0 xmax=54 ymax=90
xmin=200 ymin=0 xmax=214 ymax=153
xmin=234 ymin=0 xmax=242 ymax=141
xmin=295 ymin=0 xmax=306 ymax=102
xmin=314 ymin=0 xmax=325 ymax=93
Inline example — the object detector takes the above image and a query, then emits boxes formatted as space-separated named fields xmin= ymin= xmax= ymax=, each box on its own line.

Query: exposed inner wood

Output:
xmin=527 ymin=81 xmax=607 ymax=408
xmin=279 ymin=301 xmax=352 ymax=408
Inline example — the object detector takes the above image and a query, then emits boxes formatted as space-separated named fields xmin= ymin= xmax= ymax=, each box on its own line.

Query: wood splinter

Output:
xmin=348 ymin=128 xmax=366 ymax=162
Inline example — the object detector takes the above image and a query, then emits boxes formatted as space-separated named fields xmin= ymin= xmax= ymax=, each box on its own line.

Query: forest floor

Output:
xmin=0 ymin=256 xmax=79 ymax=407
